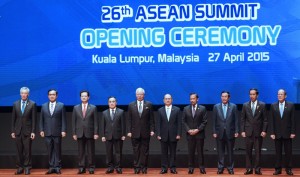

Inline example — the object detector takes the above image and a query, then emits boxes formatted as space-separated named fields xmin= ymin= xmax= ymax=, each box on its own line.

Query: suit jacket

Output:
xmin=101 ymin=108 xmax=126 ymax=140
xmin=269 ymin=101 xmax=295 ymax=139
xmin=40 ymin=102 xmax=67 ymax=136
xmin=182 ymin=104 xmax=207 ymax=139
xmin=12 ymin=99 xmax=37 ymax=136
xmin=156 ymin=106 xmax=182 ymax=142
xmin=127 ymin=100 xmax=154 ymax=139
xmin=240 ymin=101 xmax=268 ymax=137
xmin=72 ymin=104 xmax=98 ymax=139
xmin=212 ymin=103 xmax=239 ymax=139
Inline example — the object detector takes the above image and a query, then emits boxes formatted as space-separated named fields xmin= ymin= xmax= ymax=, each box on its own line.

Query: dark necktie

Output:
xmin=138 ymin=101 xmax=142 ymax=117
xmin=192 ymin=105 xmax=196 ymax=117
xmin=21 ymin=101 xmax=26 ymax=114
xmin=111 ymin=109 xmax=115 ymax=120
xmin=223 ymin=104 xmax=227 ymax=118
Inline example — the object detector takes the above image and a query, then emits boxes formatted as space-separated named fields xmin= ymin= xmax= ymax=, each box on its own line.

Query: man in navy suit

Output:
xmin=270 ymin=89 xmax=296 ymax=176
xmin=212 ymin=91 xmax=239 ymax=175
xmin=101 ymin=96 xmax=126 ymax=174
xmin=156 ymin=94 xmax=181 ymax=174
xmin=72 ymin=90 xmax=99 ymax=174
xmin=127 ymin=87 xmax=155 ymax=174
xmin=11 ymin=87 xmax=37 ymax=175
xmin=182 ymin=93 xmax=207 ymax=174
xmin=39 ymin=89 xmax=67 ymax=175
xmin=241 ymin=88 xmax=268 ymax=175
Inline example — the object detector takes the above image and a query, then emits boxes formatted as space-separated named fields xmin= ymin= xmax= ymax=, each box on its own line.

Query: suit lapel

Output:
xmin=163 ymin=107 xmax=169 ymax=121
xmin=218 ymin=104 xmax=225 ymax=119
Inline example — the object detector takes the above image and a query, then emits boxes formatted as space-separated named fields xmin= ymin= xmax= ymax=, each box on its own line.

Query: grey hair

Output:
xmin=136 ymin=87 xmax=145 ymax=94
xmin=20 ymin=87 xmax=30 ymax=94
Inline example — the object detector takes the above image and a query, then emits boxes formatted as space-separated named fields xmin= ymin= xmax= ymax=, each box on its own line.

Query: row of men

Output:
xmin=11 ymin=87 xmax=295 ymax=175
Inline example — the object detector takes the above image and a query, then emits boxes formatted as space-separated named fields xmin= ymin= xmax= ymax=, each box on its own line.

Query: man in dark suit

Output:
xmin=156 ymin=94 xmax=182 ymax=174
xmin=241 ymin=88 xmax=268 ymax=175
xmin=72 ymin=90 xmax=99 ymax=174
xmin=182 ymin=92 xmax=208 ymax=174
xmin=39 ymin=89 xmax=67 ymax=175
xmin=127 ymin=87 xmax=155 ymax=174
xmin=270 ymin=89 xmax=295 ymax=176
xmin=11 ymin=87 xmax=37 ymax=175
xmin=101 ymin=96 xmax=126 ymax=174
xmin=212 ymin=91 xmax=239 ymax=175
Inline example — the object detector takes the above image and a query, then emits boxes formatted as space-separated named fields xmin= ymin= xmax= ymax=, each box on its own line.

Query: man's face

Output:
xmin=249 ymin=90 xmax=258 ymax=102
xmin=80 ymin=92 xmax=89 ymax=103
xmin=20 ymin=90 xmax=29 ymax=101
xmin=189 ymin=94 xmax=198 ymax=106
xmin=48 ymin=90 xmax=57 ymax=102
xmin=136 ymin=92 xmax=145 ymax=101
xmin=277 ymin=90 xmax=286 ymax=103
xmin=108 ymin=98 xmax=117 ymax=109
xmin=221 ymin=93 xmax=230 ymax=104
xmin=163 ymin=94 xmax=172 ymax=106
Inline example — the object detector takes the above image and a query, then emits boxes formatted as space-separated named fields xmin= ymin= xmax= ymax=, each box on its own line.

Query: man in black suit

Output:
xmin=127 ymin=87 xmax=155 ymax=174
xmin=101 ymin=96 xmax=126 ymax=174
xmin=40 ymin=89 xmax=67 ymax=175
xmin=11 ymin=87 xmax=37 ymax=175
xmin=72 ymin=90 xmax=99 ymax=174
xmin=241 ymin=88 xmax=268 ymax=175
xmin=156 ymin=94 xmax=182 ymax=174
xmin=182 ymin=93 xmax=208 ymax=174
xmin=270 ymin=89 xmax=295 ymax=176
xmin=212 ymin=91 xmax=239 ymax=175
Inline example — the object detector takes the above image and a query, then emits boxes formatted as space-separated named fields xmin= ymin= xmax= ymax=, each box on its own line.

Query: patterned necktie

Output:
xmin=21 ymin=101 xmax=26 ymax=114
xmin=83 ymin=104 xmax=87 ymax=118
xmin=50 ymin=103 xmax=54 ymax=115
xmin=223 ymin=104 xmax=227 ymax=118
xmin=111 ymin=109 xmax=115 ymax=120
xmin=192 ymin=105 xmax=196 ymax=117
xmin=166 ymin=107 xmax=170 ymax=121
xmin=280 ymin=103 xmax=284 ymax=118
xmin=138 ymin=101 xmax=142 ymax=117
xmin=251 ymin=102 xmax=255 ymax=116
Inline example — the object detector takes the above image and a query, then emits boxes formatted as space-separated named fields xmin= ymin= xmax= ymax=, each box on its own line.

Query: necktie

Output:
xmin=192 ymin=105 xmax=196 ymax=117
xmin=111 ymin=109 xmax=115 ymax=120
xmin=83 ymin=104 xmax=87 ymax=118
xmin=166 ymin=107 xmax=170 ymax=121
xmin=223 ymin=104 xmax=227 ymax=118
xmin=50 ymin=103 xmax=54 ymax=115
xmin=138 ymin=101 xmax=142 ymax=117
xmin=280 ymin=103 xmax=284 ymax=118
xmin=251 ymin=102 xmax=255 ymax=116
xmin=21 ymin=101 xmax=26 ymax=114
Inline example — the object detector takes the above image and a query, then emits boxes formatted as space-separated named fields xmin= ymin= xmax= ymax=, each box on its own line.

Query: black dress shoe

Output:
xmin=244 ymin=169 xmax=253 ymax=175
xmin=217 ymin=169 xmax=224 ymax=174
xmin=89 ymin=170 xmax=94 ymax=174
xmin=142 ymin=168 xmax=147 ymax=174
xmin=286 ymin=169 xmax=293 ymax=176
xmin=134 ymin=168 xmax=140 ymax=174
xmin=160 ymin=169 xmax=168 ymax=174
xmin=188 ymin=168 xmax=194 ymax=174
xmin=273 ymin=169 xmax=282 ymax=175
xmin=55 ymin=169 xmax=61 ymax=174
xmin=200 ymin=168 xmax=206 ymax=174
xmin=228 ymin=170 xmax=234 ymax=175
xmin=170 ymin=169 xmax=178 ymax=174
xmin=116 ymin=168 xmax=122 ymax=174
xmin=255 ymin=169 xmax=262 ymax=175
xmin=45 ymin=169 xmax=54 ymax=174
xmin=106 ymin=169 xmax=114 ymax=174
xmin=24 ymin=169 xmax=30 ymax=175
xmin=15 ymin=168 xmax=24 ymax=175
xmin=78 ymin=168 xmax=86 ymax=174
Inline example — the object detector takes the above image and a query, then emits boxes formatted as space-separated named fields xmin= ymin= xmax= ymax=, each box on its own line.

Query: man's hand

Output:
xmin=241 ymin=132 xmax=246 ymax=138
xmin=176 ymin=135 xmax=181 ymax=140
xmin=121 ymin=136 xmax=126 ymax=141
xmin=290 ymin=134 xmax=296 ymax=139
xmin=270 ymin=134 xmax=275 ymax=140
xmin=127 ymin=133 xmax=132 ymax=138
xmin=73 ymin=135 xmax=77 ymax=141
xmin=213 ymin=134 xmax=217 ymax=138
xmin=157 ymin=136 xmax=161 ymax=140
xmin=30 ymin=133 xmax=35 ymax=140
xmin=94 ymin=135 xmax=99 ymax=140
xmin=11 ymin=133 xmax=16 ymax=139
xmin=40 ymin=131 xmax=45 ymax=137
xmin=101 ymin=137 xmax=106 ymax=142
xmin=61 ymin=132 xmax=66 ymax=137
xmin=234 ymin=133 xmax=239 ymax=138
xmin=150 ymin=131 xmax=155 ymax=136
xmin=261 ymin=132 xmax=266 ymax=138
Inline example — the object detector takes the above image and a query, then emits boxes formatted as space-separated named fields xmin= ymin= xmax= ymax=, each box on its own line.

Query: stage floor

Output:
xmin=0 ymin=168 xmax=299 ymax=177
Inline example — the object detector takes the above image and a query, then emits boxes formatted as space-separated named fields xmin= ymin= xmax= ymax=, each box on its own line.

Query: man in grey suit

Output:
xmin=182 ymin=92 xmax=207 ymax=174
xmin=39 ymin=89 xmax=67 ymax=175
xmin=11 ymin=87 xmax=37 ymax=175
xmin=101 ymin=96 xmax=126 ymax=174
xmin=241 ymin=88 xmax=268 ymax=175
xmin=270 ymin=89 xmax=295 ymax=176
xmin=156 ymin=94 xmax=181 ymax=174
xmin=212 ymin=91 xmax=239 ymax=175
xmin=127 ymin=87 xmax=155 ymax=174
xmin=72 ymin=90 xmax=99 ymax=174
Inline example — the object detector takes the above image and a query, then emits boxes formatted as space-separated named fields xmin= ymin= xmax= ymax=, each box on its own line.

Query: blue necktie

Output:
xmin=251 ymin=102 xmax=255 ymax=116
xmin=223 ymin=104 xmax=227 ymax=118
xmin=21 ymin=101 xmax=26 ymax=114
xmin=280 ymin=103 xmax=284 ymax=118
xmin=166 ymin=107 xmax=170 ymax=121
